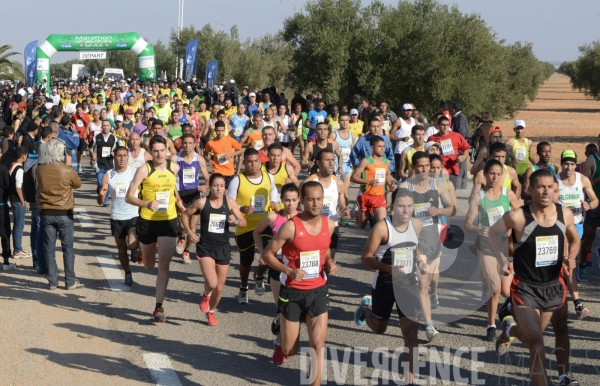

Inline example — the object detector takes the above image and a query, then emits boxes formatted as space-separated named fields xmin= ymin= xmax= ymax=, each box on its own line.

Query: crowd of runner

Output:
xmin=0 ymin=76 xmax=594 ymax=385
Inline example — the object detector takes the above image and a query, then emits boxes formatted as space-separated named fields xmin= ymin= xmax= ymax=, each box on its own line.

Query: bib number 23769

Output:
xmin=535 ymin=236 xmax=558 ymax=267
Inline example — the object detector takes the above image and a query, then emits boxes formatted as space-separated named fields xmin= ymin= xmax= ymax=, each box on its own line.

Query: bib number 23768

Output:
xmin=300 ymin=251 xmax=320 ymax=279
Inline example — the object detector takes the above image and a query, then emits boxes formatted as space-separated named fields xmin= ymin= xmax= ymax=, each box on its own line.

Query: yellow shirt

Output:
xmin=262 ymin=162 xmax=289 ymax=209
xmin=235 ymin=170 xmax=273 ymax=235
xmin=198 ymin=111 xmax=211 ymax=125
xmin=139 ymin=161 xmax=177 ymax=221
xmin=348 ymin=120 xmax=364 ymax=138
xmin=155 ymin=105 xmax=173 ymax=122
xmin=224 ymin=106 xmax=238 ymax=118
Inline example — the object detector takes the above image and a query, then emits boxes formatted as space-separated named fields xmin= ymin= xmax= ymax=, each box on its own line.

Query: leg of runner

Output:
xmin=303 ymin=313 xmax=328 ymax=386
xmin=114 ymin=238 xmax=132 ymax=285
xmin=549 ymin=302 xmax=572 ymax=383
xmin=198 ymin=257 xmax=229 ymax=326
xmin=430 ymin=272 xmax=440 ymax=308
xmin=183 ymin=214 xmax=199 ymax=259
xmin=417 ymin=256 xmax=439 ymax=341
xmin=373 ymin=206 xmax=387 ymax=223
xmin=155 ymin=236 xmax=176 ymax=302
xmin=140 ymin=242 xmax=157 ymax=271
xmin=478 ymin=250 xmax=501 ymax=340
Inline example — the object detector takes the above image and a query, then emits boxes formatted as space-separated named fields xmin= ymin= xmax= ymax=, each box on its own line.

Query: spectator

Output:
xmin=451 ymin=102 xmax=469 ymax=190
xmin=9 ymin=147 xmax=29 ymax=259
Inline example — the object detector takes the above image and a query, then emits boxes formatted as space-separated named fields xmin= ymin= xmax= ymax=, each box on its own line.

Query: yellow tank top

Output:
xmin=406 ymin=146 xmax=424 ymax=172
xmin=512 ymin=137 xmax=529 ymax=175
xmin=235 ymin=170 xmax=272 ymax=235
xmin=139 ymin=161 xmax=178 ymax=221
xmin=502 ymin=165 xmax=512 ymax=190
xmin=263 ymin=162 xmax=289 ymax=209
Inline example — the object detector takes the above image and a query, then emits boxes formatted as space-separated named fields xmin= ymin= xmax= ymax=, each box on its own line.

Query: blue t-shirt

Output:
xmin=307 ymin=109 xmax=328 ymax=135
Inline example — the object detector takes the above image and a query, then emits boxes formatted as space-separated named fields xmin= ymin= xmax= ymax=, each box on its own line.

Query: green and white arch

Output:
xmin=36 ymin=32 xmax=157 ymax=84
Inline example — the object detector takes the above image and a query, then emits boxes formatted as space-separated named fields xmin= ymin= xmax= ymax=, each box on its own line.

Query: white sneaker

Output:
xmin=425 ymin=325 xmax=439 ymax=342
xmin=2 ymin=263 xmax=16 ymax=271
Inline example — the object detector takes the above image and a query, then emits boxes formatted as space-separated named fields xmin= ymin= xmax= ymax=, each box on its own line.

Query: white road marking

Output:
xmin=96 ymin=255 xmax=130 ymax=292
xmin=74 ymin=207 xmax=95 ymax=228
xmin=143 ymin=352 xmax=183 ymax=386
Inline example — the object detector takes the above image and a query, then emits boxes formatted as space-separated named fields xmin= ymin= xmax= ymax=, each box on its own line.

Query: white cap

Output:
xmin=425 ymin=141 xmax=440 ymax=151
xmin=249 ymin=92 xmax=256 ymax=97
xmin=514 ymin=119 xmax=526 ymax=128
xmin=44 ymin=102 xmax=54 ymax=109
xmin=115 ymin=115 xmax=123 ymax=122
xmin=186 ymin=85 xmax=192 ymax=89
xmin=230 ymin=79 xmax=235 ymax=84
xmin=402 ymin=103 xmax=413 ymax=111
xmin=17 ymin=89 xmax=26 ymax=96
xmin=350 ymin=108 xmax=359 ymax=115
xmin=147 ymin=92 xmax=153 ymax=97
xmin=52 ymin=89 xmax=57 ymax=92
xmin=145 ymin=102 xmax=154 ymax=110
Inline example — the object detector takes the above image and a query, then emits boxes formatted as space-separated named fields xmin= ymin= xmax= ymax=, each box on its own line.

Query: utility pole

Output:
xmin=175 ymin=0 xmax=185 ymax=79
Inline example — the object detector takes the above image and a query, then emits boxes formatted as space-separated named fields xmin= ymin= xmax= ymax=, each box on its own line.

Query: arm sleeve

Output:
xmin=226 ymin=176 xmax=240 ymax=200
xmin=268 ymin=174 xmax=278 ymax=201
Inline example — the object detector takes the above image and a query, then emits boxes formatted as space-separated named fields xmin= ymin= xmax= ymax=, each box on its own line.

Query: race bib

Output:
xmin=251 ymin=195 xmax=266 ymax=214
xmin=341 ymin=147 xmax=351 ymax=158
xmin=316 ymin=115 xmax=324 ymax=123
xmin=253 ymin=140 xmax=263 ymax=150
xmin=275 ymin=189 xmax=282 ymax=205
xmin=322 ymin=195 xmax=333 ymax=216
xmin=535 ymin=236 xmax=558 ymax=267
xmin=392 ymin=248 xmax=413 ymax=274
xmin=515 ymin=148 xmax=526 ymax=162
xmin=276 ymin=249 xmax=283 ymax=261
xmin=375 ymin=168 xmax=386 ymax=186
xmin=115 ymin=182 xmax=127 ymax=199
xmin=300 ymin=250 xmax=320 ymax=278
xmin=155 ymin=191 xmax=170 ymax=211
xmin=101 ymin=146 xmax=111 ymax=158
xmin=208 ymin=213 xmax=226 ymax=233
xmin=441 ymin=139 xmax=454 ymax=156
xmin=128 ymin=161 xmax=138 ymax=169
xmin=563 ymin=200 xmax=582 ymax=216
xmin=487 ymin=206 xmax=505 ymax=226
xmin=76 ymin=119 xmax=84 ymax=128
xmin=217 ymin=154 xmax=229 ymax=165
xmin=234 ymin=125 xmax=243 ymax=137
xmin=414 ymin=202 xmax=433 ymax=226
xmin=182 ymin=168 xmax=195 ymax=184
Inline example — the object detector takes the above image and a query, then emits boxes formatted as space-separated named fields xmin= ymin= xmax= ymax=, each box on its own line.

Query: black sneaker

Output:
xmin=498 ymin=296 xmax=512 ymax=322
xmin=271 ymin=314 xmax=281 ymax=335
xmin=130 ymin=249 xmax=138 ymax=263
xmin=486 ymin=326 xmax=497 ymax=342
xmin=558 ymin=375 xmax=580 ymax=385
xmin=125 ymin=272 xmax=133 ymax=286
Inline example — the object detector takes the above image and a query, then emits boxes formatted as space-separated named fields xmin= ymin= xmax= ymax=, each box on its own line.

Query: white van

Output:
xmin=102 ymin=68 xmax=124 ymax=81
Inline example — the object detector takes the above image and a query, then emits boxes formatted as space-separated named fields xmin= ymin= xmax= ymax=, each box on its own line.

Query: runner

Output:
xmin=354 ymin=188 xmax=426 ymax=386
xmin=464 ymin=159 xmax=520 ymax=340
xmin=227 ymin=148 xmax=278 ymax=303
xmin=289 ymin=103 xmax=304 ymax=156
xmin=97 ymin=146 xmax=140 ymax=286
xmin=144 ymin=119 xmax=177 ymax=156
xmin=329 ymin=112 xmax=355 ymax=225
xmin=305 ymin=149 xmax=348 ymax=260
xmin=261 ymin=181 xmax=337 ymax=384
xmin=181 ymin=173 xmax=247 ymax=326
xmin=505 ymin=119 xmax=535 ymax=185
xmin=204 ymin=121 xmax=243 ymax=188
xmin=173 ymin=134 xmax=210 ymax=263
xmin=428 ymin=115 xmax=470 ymax=190
xmin=229 ymin=103 xmax=248 ymax=142
xmin=398 ymin=125 xmax=426 ymax=179
xmin=470 ymin=126 xmax=504 ymax=175
xmin=556 ymin=150 xmax=597 ymax=320
xmin=582 ymin=138 xmax=600 ymax=276
xmin=490 ymin=168 xmax=580 ymax=386
xmin=89 ymin=119 xmax=118 ymax=207
xmin=262 ymin=143 xmax=300 ymax=209
xmin=125 ymin=135 xmax=184 ymax=323
xmin=391 ymin=104 xmax=417 ymax=177
xmin=471 ymin=142 xmax=521 ymax=198
xmin=351 ymin=136 xmax=394 ymax=229
xmin=305 ymin=99 xmax=328 ymax=143
xmin=127 ymin=132 xmax=152 ymax=169
xmin=254 ymin=183 xmax=301 ymax=364
xmin=399 ymin=151 xmax=457 ymax=341
xmin=521 ymin=142 xmax=559 ymax=201
xmin=302 ymin=122 xmax=344 ymax=176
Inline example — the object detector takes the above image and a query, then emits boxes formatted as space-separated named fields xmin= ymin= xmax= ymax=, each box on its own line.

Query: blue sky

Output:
xmin=3 ymin=0 xmax=599 ymax=64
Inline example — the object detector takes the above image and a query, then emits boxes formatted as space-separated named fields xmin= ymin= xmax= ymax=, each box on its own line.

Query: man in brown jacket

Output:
xmin=37 ymin=138 xmax=82 ymax=290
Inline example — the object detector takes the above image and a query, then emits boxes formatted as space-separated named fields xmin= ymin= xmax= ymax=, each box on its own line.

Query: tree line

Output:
xmin=559 ymin=40 xmax=600 ymax=101
xmin=49 ymin=0 xmax=554 ymax=120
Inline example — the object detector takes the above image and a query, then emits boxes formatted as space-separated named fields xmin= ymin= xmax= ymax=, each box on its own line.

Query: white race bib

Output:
xmin=316 ymin=115 xmax=324 ymax=123
xmin=182 ymin=168 xmax=195 ymax=184
xmin=341 ymin=147 xmax=351 ymax=158
xmin=487 ymin=206 xmax=505 ymax=226
xmin=414 ymin=202 xmax=433 ymax=226
xmin=392 ymin=248 xmax=413 ymax=274
xmin=253 ymin=140 xmax=263 ymax=150
xmin=234 ymin=125 xmax=243 ymax=136
xmin=115 ymin=182 xmax=127 ymax=199
xmin=563 ymin=200 xmax=582 ymax=217
xmin=101 ymin=147 xmax=111 ymax=158
xmin=208 ymin=213 xmax=226 ymax=233
xmin=251 ymin=195 xmax=266 ymax=214
xmin=535 ymin=236 xmax=558 ymax=267
xmin=322 ymin=195 xmax=333 ymax=216
xmin=441 ymin=139 xmax=454 ymax=156
xmin=217 ymin=154 xmax=229 ymax=165
xmin=155 ymin=191 xmax=170 ymax=211
xmin=300 ymin=250 xmax=320 ymax=278
xmin=515 ymin=148 xmax=526 ymax=162
xmin=375 ymin=168 xmax=386 ymax=186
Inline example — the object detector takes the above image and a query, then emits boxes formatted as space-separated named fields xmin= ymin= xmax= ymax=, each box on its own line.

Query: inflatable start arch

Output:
xmin=36 ymin=32 xmax=157 ymax=84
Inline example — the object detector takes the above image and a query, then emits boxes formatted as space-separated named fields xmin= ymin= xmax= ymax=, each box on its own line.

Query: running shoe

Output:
xmin=430 ymin=293 xmax=439 ymax=309
xmin=272 ymin=343 xmax=288 ymax=365
xmin=77 ymin=166 xmax=82 ymax=173
xmin=354 ymin=295 xmax=372 ymax=326
xmin=2 ymin=263 xmax=16 ymax=271
xmin=12 ymin=251 xmax=29 ymax=259
xmin=48 ymin=283 xmax=57 ymax=290
xmin=199 ymin=294 xmax=211 ymax=313
xmin=182 ymin=251 xmax=192 ymax=264
xmin=486 ymin=326 xmax=497 ymax=342
xmin=175 ymin=237 xmax=186 ymax=255
xmin=130 ymin=249 xmax=137 ymax=263
xmin=425 ymin=325 xmax=439 ymax=342
xmin=207 ymin=312 xmax=218 ymax=326
xmin=585 ymin=252 xmax=592 ymax=267
xmin=153 ymin=307 xmax=166 ymax=323
xmin=577 ymin=266 xmax=588 ymax=282
xmin=254 ymin=272 xmax=265 ymax=296
xmin=124 ymin=272 xmax=133 ymax=286
xmin=339 ymin=217 xmax=350 ymax=226
xmin=495 ymin=316 xmax=516 ymax=356
xmin=271 ymin=314 xmax=281 ymax=335
xmin=558 ymin=375 xmax=580 ymax=385
xmin=575 ymin=302 xmax=590 ymax=320
xmin=137 ymin=249 xmax=143 ymax=265
xmin=238 ymin=288 xmax=248 ymax=304
xmin=498 ymin=296 xmax=512 ymax=322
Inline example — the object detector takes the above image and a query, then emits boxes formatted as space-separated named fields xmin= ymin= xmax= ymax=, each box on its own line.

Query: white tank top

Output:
xmin=333 ymin=130 xmax=353 ymax=166
xmin=557 ymin=172 xmax=584 ymax=224
xmin=108 ymin=166 xmax=139 ymax=221
xmin=90 ymin=121 xmax=102 ymax=135
xmin=277 ymin=115 xmax=290 ymax=143
xmin=128 ymin=148 xmax=146 ymax=169
xmin=394 ymin=117 xmax=416 ymax=154
xmin=311 ymin=175 xmax=339 ymax=223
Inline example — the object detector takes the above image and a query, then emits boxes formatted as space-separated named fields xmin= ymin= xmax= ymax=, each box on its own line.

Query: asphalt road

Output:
xmin=2 ymin=164 xmax=600 ymax=386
